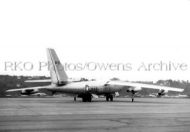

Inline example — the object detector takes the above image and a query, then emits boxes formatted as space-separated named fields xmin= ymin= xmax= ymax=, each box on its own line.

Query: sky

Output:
xmin=0 ymin=0 xmax=190 ymax=81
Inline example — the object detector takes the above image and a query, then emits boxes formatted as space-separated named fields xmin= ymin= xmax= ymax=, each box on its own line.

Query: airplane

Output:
xmin=6 ymin=48 xmax=184 ymax=102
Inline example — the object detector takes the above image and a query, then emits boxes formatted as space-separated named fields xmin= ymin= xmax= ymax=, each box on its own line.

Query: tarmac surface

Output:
xmin=0 ymin=97 xmax=190 ymax=132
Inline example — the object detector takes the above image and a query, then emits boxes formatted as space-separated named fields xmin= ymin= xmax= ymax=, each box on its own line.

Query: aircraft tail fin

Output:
xmin=47 ymin=48 xmax=68 ymax=85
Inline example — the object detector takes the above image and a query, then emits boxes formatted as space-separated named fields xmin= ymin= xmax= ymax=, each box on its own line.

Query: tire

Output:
xmin=110 ymin=96 xmax=113 ymax=101
xmin=82 ymin=97 xmax=86 ymax=102
xmin=106 ymin=96 xmax=109 ymax=101
xmin=88 ymin=96 xmax=92 ymax=102
xmin=82 ymin=94 xmax=92 ymax=102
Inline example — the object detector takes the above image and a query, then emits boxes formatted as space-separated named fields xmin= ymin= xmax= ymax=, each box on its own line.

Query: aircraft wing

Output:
xmin=5 ymin=85 xmax=55 ymax=96
xmin=6 ymin=86 xmax=50 ymax=92
xmin=108 ymin=81 xmax=184 ymax=92
xmin=24 ymin=79 xmax=51 ymax=83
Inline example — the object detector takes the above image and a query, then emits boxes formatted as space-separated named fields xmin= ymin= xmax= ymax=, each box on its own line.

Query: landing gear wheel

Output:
xmin=82 ymin=94 xmax=92 ymax=102
xmin=74 ymin=97 xmax=76 ymax=101
xmin=110 ymin=95 xmax=113 ymax=101
xmin=82 ymin=97 xmax=86 ymax=102
xmin=87 ymin=94 xmax=92 ymax=102
xmin=106 ymin=96 xmax=109 ymax=101
xmin=88 ymin=96 xmax=92 ymax=102
xmin=106 ymin=95 xmax=113 ymax=102
xmin=131 ymin=91 xmax=135 ymax=102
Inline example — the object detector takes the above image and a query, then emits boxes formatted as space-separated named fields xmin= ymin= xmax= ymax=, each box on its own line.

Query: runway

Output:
xmin=0 ymin=97 xmax=190 ymax=132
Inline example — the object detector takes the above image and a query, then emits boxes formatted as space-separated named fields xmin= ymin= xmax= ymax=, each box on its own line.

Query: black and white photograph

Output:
xmin=0 ymin=0 xmax=190 ymax=132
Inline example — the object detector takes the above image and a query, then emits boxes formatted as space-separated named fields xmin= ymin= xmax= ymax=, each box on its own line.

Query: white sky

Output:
xmin=0 ymin=0 xmax=190 ymax=81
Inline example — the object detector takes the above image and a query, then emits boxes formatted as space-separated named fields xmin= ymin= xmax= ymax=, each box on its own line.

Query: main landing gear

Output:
xmin=82 ymin=94 xmax=92 ymax=102
xmin=106 ymin=94 xmax=113 ymax=102
xmin=74 ymin=97 xmax=76 ymax=101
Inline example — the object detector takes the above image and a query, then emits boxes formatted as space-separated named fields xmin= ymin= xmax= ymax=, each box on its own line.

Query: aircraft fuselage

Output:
xmin=50 ymin=80 xmax=122 ymax=95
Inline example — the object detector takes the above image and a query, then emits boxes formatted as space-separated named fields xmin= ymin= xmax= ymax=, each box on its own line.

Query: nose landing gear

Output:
xmin=106 ymin=94 xmax=113 ymax=102
xmin=131 ymin=90 xmax=135 ymax=102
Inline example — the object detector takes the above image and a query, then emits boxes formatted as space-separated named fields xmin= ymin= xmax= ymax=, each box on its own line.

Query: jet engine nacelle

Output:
xmin=157 ymin=89 xmax=168 ymax=97
xmin=21 ymin=89 xmax=38 ymax=95
xmin=126 ymin=86 xmax=142 ymax=93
